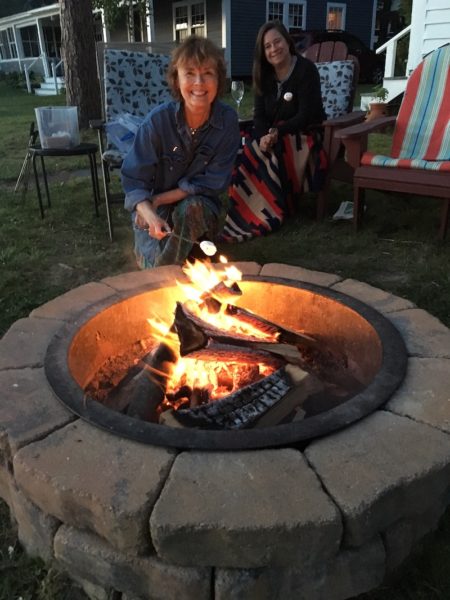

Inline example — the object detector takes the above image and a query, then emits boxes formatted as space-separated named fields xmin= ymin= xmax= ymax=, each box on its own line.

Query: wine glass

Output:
xmin=231 ymin=80 xmax=245 ymax=117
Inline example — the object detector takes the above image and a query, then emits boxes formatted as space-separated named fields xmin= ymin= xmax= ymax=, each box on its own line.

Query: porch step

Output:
xmin=44 ymin=76 xmax=65 ymax=84
xmin=382 ymin=76 xmax=408 ymax=102
xmin=34 ymin=77 xmax=65 ymax=96
xmin=34 ymin=88 xmax=62 ymax=96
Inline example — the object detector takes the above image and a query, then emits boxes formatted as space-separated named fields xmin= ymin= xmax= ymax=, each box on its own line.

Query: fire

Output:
xmin=147 ymin=258 xmax=278 ymax=402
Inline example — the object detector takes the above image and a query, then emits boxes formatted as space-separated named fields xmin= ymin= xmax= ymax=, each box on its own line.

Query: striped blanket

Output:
xmin=220 ymin=131 xmax=327 ymax=242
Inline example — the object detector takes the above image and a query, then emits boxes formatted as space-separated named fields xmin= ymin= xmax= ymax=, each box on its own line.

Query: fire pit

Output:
xmin=1 ymin=262 xmax=450 ymax=600
xmin=45 ymin=261 xmax=406 ymax=449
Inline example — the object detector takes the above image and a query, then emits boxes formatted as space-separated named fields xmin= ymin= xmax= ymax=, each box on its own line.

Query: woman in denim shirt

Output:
xmin=121 ymin=36 xmax=240 ymax=268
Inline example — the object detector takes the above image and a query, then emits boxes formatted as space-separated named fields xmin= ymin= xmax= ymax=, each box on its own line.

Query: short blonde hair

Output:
xmin=167 ymin=35 xmax=227 ymax=100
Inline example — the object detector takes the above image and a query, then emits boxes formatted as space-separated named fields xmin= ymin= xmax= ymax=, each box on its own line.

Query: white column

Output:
xmin=146 ymin=0 xmax=155 ymax=42
xmin=370 ymin=0 xmax=378 ymax=49
xmin=407 ymin=0 xmax=426 ymax=75
xmin=101 ymin=9 xmax=110 ymax=42
xmin=13 ymin=25 xmax=24 ymax=72
xmin=36 ymin=17 xmax=49 ymax=78
xmin=221 ymin=0 xmax=231 ymax=77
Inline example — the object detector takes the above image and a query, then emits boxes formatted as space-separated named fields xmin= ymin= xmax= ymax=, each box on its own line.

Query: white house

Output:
xmin=378 ymin=0 xmax=450 ymax=100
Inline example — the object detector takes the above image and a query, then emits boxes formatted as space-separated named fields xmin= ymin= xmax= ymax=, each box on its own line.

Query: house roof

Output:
xmin=0 ymin=0 xmax=56 ymax=19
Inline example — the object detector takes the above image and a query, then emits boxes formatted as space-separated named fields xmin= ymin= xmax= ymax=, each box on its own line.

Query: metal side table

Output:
xmin=29 ymin=142 xmax=101 ymax=220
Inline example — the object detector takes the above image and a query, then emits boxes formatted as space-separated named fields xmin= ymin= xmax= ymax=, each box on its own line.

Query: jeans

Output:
xmin=133 ymin=195 xmax=218 ymax=269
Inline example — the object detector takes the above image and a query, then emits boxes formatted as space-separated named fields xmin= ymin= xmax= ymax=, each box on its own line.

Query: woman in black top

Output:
xmin=221 ymin=22 xmax=327 ymax=242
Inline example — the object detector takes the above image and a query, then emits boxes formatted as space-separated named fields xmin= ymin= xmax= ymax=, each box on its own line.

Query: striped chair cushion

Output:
xmin=361 ymin=44 xmax=450 ymax=170
xmin=361 ymin=152 xmax=450 ymax=171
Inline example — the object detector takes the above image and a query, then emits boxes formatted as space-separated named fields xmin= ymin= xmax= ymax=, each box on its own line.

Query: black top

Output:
xmin=253 ymin=54 xmax=326 ymax=138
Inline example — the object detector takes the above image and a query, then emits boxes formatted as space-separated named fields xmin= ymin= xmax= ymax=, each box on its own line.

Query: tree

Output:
xmin=93 ymin=0 xmax=151 ymax=34
xmin=60 ymin=0 xmax=101 ymax=128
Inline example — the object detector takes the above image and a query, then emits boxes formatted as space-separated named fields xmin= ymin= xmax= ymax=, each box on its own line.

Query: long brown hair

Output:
xmin=167 ymin=35 xmax=227 ymax=100
xmin=252 ymin=21 xmax=297 ymax=95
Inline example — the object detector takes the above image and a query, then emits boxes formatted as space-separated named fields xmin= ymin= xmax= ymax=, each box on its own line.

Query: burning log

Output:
xmin=171 ymin=367 xmax=293 ymax=429
xmin=200 ymin=280 xmax=242 ymax=306
xmin=183 ymin=341 xmax=283 ymax=369
xmin=174 ymin=302 xmax=362 ymax=391
xmin=112 ymin=343 xmax=177 ymax=422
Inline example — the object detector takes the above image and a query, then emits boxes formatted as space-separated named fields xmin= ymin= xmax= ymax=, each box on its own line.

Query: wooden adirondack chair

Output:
xmin=302 ymin=41 xmax=365 ymax=219
xmin=336 ymin=44 xmax=450 ymax=239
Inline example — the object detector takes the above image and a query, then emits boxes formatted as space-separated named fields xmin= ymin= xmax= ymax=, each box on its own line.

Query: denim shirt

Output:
xmin=121 ymin=99 xmax=240 ymax=215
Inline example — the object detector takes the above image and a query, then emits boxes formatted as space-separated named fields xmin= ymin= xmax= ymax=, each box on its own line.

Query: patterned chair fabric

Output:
xmin=103 ymin=49 xmax=171 ymax=163
xmin=315 ymin=60 xmax=355 ymax=120
xmin=361 ymin=44 xmax=450 ymax=172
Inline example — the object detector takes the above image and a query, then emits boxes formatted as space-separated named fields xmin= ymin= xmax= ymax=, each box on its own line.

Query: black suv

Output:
xmin=291 ymin=30 xmax=385 ymax=84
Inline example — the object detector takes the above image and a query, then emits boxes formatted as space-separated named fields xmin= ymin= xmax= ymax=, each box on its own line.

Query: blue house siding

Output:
xmin=151 ymin=0 xmax=376 ymax=77
xmin=340 ymin=0 xmax=375 ymax=48
xmin=228 ymin=0 xmax=376 ymax=76
xmin=229 ymin=0 xmax=266 ymax=78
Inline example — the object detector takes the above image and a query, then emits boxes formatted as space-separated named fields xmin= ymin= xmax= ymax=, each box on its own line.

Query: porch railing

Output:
xmin=375 ymin=24 xmax=411 ymax=78
xmin=24 ymin=53 xmax=46 ymax=94
xmin=51 ymin=59 xmax=64 ymax=94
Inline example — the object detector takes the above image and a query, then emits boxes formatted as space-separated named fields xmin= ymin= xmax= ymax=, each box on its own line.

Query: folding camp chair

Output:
xmin=91 ymin=43 xmax=172 ymax=240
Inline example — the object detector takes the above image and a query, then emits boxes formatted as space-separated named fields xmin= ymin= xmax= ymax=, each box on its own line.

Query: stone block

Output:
xmin=215 ymin=536 xmax=385 ymax=600
xmin=30 ymin=282 xmax=117 ymax=321
xmin=101 ymin=266 xmax=185 ymax=292
xmin=388 ymin=309 xmax=450 ymax=358
xmin=54 ymin=525 xmax=212 ymax=600
xmin=331 ymin=279 xmax=415 ymax=313
xmin=10 ymin=483 xmax=59 ymax=562
xmin=213 ymin=261 xmax=262 ymax=276
xmin=260 ymin=263 xmax=342 ymax=287
xmin=0 ymin=368 xmax=73 ymax=456
xmin=387 ymin=357 xmax=450 ymax=433
xmin=150 ymin=449 xmax=342 ymax=568
xmin=0 ymin=443 xmax=14 ymax=507
xmin=383 ymin=501 xmax=447 ymax=572
xmin=305 ymin=411 xmax=450 ymax=546
xmin=70 ymin=575 xmax=113 ymax=600
xmin=14 ymin=421 xmax=175 ymax=554
xmin=0 ymin=317 xmax=64 ymax=370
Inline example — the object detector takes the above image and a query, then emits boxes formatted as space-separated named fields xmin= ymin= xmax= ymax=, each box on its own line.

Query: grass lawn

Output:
xmin=0 ymin=79 xmax=449 ymax=599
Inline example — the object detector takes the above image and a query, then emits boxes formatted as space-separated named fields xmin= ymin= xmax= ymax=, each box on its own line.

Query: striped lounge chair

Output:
xmin=337 ymin=43 xmax=450 ymax=239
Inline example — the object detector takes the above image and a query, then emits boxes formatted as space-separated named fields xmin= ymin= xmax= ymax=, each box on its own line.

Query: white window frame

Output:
xmin=266 ymin=1 xmax=306 ymax=31
xmin=173 ymin=1 xmax=207 ymax=41
xmin=326 ymin=3 xmax=346 ymax=30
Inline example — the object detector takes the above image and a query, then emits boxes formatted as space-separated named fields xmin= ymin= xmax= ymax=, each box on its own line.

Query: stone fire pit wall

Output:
xmin=0 ymin=263 xmax=449 ymax=600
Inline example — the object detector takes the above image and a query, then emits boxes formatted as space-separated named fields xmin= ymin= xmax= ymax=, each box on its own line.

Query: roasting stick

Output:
xmin=169 ymin=233 xmax=217 ymax=256
xmin=139 ymin=224 xmax=217 ymax=256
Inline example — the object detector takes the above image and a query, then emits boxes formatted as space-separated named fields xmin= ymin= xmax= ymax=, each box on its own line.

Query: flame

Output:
xmin=147 ymin=259 xmax=277 ymax=404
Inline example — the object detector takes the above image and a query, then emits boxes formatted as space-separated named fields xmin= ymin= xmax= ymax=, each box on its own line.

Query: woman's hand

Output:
xmin=135 ymin=200 xmax=171 ymax=240
xmin=259 ymin=128 xmax=278 ymax=152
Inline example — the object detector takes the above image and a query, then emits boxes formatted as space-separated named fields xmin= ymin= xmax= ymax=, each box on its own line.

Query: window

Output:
xmin=0 ymin=30 xmax=8 ymax=59
xmin=0 ymin=28 xmax=17 ymax=59
xmin=173 ymin=1 xmax=205 ymax=42
xmin=268 ymin=2 xmax=284 ymax=22
xmin=326 ymin=3 xmax=346 ymax=30
xmin=20 ymin=25 xmax=39 ymax=58
xmin=267 ymin=1 xmax=305 ymax=32
xmin=7 ymin=27 xmax=17 ymax=58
